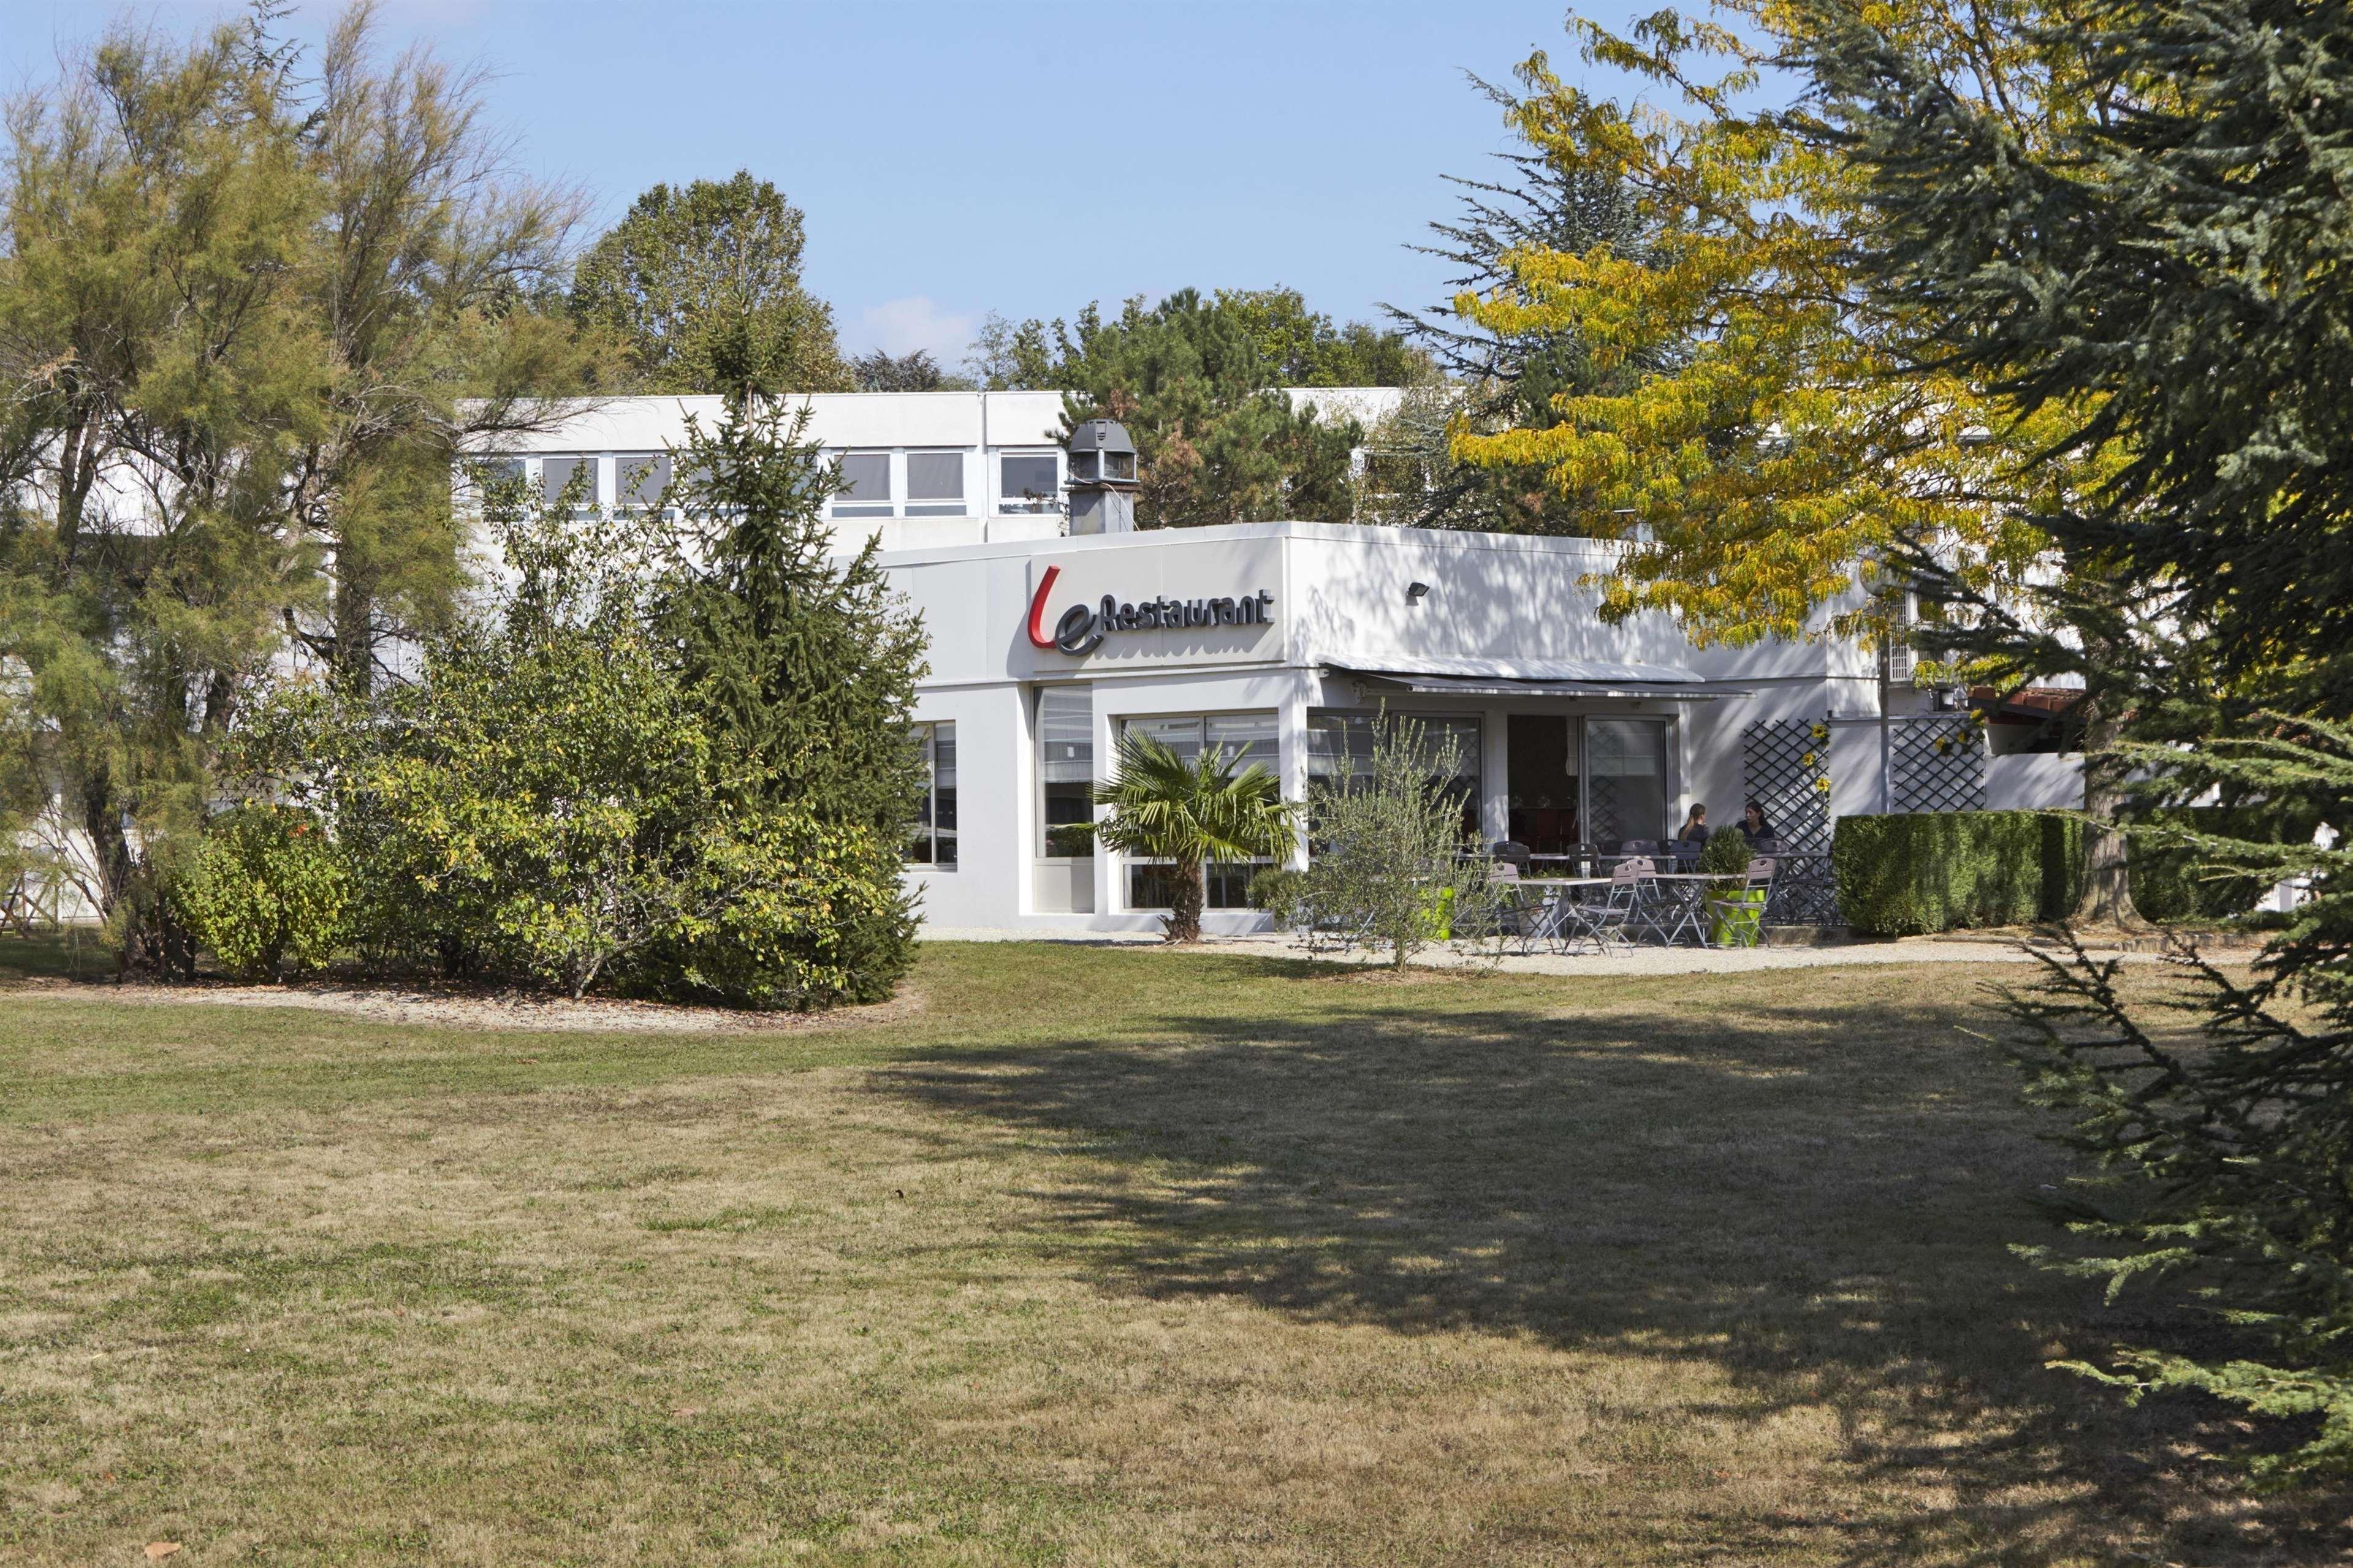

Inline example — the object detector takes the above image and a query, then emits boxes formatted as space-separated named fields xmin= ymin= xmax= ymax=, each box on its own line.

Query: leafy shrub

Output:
xmin=1247 ymin=867 xmax=1311 ymax=925
xmin=1833 ymin=810 xmax=2081 ymax=935
xmin=224 ymin=403 xmax=927 ymax=1009
xmin=1298 ymin=714 xmax=1502 ymax=968
xmin=173 ymin=806 xmax=349 ymax=982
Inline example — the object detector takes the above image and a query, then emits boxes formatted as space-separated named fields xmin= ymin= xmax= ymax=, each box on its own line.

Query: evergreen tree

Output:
xmin=652 ymin=400 xmax=930 ymax=1001
xmin=571 ymin=170 xmax=851 ymax=399
xmin=1799 ymin=0 xmax=2353 ymax=1480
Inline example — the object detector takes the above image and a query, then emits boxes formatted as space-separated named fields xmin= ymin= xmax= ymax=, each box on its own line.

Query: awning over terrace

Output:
xmin=1321 ymin=654 xmax=1754 ymax=702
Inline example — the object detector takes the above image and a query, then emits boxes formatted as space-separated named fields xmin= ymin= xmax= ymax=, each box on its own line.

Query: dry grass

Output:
xmin=1 ymin=942 xmax=2346 ymax=1564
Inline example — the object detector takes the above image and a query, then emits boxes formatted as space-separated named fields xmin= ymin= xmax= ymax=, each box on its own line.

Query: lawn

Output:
xmin=1 ymin=941 xmax=2345 ymax=1565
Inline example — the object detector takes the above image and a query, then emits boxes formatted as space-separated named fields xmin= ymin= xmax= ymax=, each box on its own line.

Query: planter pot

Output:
xmin=1709 ymin=888 xmax=1768 ymax=948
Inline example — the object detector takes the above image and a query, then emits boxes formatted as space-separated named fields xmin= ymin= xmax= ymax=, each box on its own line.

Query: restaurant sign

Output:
xmin=1024 ymin=564 xmax=1275 ymax=656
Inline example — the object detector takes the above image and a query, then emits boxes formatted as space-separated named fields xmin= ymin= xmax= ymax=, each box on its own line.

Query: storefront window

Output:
xmin=1586 ymin=718 xmax=1668 ymax=852
xmin=1304 ymin=711 xmax=1481 ymax=843
xmin=907 ymin=722 xmax=957 ymax=868
xmin=1116 ymin=711 xmax=1279 ymax=909
xmin=1038 ymin=686 xmax=1093 ymax=858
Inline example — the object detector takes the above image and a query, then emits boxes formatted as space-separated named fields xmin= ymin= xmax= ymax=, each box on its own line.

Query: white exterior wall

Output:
xmin=883 ymin=521 xmax=1867 ymax=933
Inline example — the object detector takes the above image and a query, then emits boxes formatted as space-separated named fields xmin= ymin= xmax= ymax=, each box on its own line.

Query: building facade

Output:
xmin=492 ymin=392 xmax=2074 ymax=935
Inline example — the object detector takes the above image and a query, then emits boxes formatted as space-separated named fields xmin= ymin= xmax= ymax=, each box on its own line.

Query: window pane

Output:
xmin=1206 ymin=862 xmax=1264 ymax=909
xmin=617 ymin=452 xmax=671 ymax=506
xmin=1128 ymin=863 xmax=1188 ymax=911
xmin=1104 ymin=450 xmax=1137 ymax=481
xmin=541 ymin=456 xmax=594 ymax=505
xmin=1206 ymin=711 xmax=1279 ymax=770
xmin=907 ymin=452 xmax=963 ymax=501
xmin=1586 ymin=718 xmax=1668 ymax=852
xmin=1040 ymin=685 xmax=1094 ymax=857
xmin=836 ymin=453 xmax=890 ymax=503
xmin=1305 ymin=711 xmax=1376 ymax=786
xmin=908 ymin=722 xmax=958 ymax=868
xmin=1000 ymin=453 xmax=1058 ymax=513
xmin=474 ymin=456 xmax=523 ymax=488
xmin=1125 ymin=716 xmax=1204 ymax=761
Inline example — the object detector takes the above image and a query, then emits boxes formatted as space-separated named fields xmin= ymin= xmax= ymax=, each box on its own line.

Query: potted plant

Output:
xmin=1701 ymin=830 xmax=1768 ymax=947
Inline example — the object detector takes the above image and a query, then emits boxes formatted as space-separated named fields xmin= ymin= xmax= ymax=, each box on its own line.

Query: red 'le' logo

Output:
xmin=1025 ymin=565 xmax=1062 ymax=649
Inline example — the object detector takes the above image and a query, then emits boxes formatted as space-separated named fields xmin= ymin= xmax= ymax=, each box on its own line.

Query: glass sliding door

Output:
xmin=1038 ymin=686 xmax=1095 ymax=857
xmin=1584 ymin=718 xmax=1669 ymax=852
xmin=1035 ymin=686 xmax=1094 ymax=913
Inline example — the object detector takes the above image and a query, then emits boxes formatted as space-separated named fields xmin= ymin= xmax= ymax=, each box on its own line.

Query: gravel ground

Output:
xmin=922 ymin=925 xmax=2245 ymax=977
xmin=6 ymin=974 xmax=926 ymax=1034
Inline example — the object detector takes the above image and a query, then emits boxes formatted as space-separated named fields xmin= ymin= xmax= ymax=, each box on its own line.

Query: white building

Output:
xmin=490 ymin=391 xmax=2072 ymax=935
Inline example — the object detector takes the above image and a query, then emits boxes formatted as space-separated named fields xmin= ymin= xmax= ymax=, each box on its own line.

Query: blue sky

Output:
xmin=2 ymin=1 xmax=1667 ymax=369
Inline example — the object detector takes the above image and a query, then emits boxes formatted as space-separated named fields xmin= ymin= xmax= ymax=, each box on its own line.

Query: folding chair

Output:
xmin=1552 ymin=881 xmax=1634 ymax=955
xmin=1605 ymin=856 xmax=1667 ymax=944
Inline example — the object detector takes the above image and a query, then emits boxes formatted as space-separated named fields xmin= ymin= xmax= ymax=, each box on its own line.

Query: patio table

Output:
xmin=1631 ymin=873 xmax=1720 ymax=946
xmin=1510 ymin=877 xmax=1611 ymax=949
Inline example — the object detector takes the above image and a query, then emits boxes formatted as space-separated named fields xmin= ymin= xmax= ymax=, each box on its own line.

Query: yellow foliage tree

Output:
xmin=1450 ymin=4 xmax=2104 ymax=649
xmin=1451 ymin=3 xmax=2148 ymax=919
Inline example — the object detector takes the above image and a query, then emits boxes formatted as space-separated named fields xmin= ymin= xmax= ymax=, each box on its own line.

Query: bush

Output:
xmin=1247 ymin=867 xmax=1311 ymax=926
xmin=2124 ymin=804 xmax=2325 ymax=922
xmin=173 ymin=806 xmax=349 ymax=982
xmin=1833 ymin=810 xmax=2082 ymax=935
xmin=1298 ymin=714 xmax=1501 ymax=968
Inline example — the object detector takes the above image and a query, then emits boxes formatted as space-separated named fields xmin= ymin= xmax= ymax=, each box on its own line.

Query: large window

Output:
xmin=541 ymin=455 xmax=596 ymax=509
xmin=832 ymin=452 xmax=892 ymax=519
xmin=1305 ymin=711 xmax=1481 ymax=842
xmin=999 ymin=452 xmax=1059 ymax=514
xmin=1038 ymin=686 xmax=1093 ymax=857
xmin=1585 ymin=718 xmax=1669 ymax=851
xmin=1118 ymin=711 xmax=1279 ymax=910
xmin=907 ymin=452 xmax=965 ymax=517
xmin=907 ymin=723 xmax=957 ymax=868
xmin=616 ymin=452 xmax=672 ymax=507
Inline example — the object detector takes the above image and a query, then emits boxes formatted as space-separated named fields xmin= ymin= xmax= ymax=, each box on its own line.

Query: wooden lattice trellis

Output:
xmin=1742 ymin=719 xmax=1838 ymax=923
xmin=1890 ymin=716 xmax=1988 ymax=814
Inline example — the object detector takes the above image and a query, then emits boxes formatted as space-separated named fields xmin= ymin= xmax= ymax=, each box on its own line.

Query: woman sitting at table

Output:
xmin=1677 ymin=804 xmax=1710 ymax=844
xmin=1740 ymin=799 xmax=1775 ymax=847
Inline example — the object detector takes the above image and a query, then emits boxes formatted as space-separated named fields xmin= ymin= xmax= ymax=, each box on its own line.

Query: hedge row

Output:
xmin=1833 ymin=811 xmax=2083 ymax=936
xmin=2124 ymin=804 xmax=2327 ymax=922
xmin=1833 ymin=805 xmax=2314 ymax=934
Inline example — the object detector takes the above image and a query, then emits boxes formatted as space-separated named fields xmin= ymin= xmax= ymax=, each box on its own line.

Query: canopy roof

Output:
xmin=1323 ymin=656 xmax=1754 ymax=702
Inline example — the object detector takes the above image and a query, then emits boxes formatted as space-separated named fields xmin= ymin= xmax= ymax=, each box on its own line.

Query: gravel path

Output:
xmin=922 ymin=925 xmax=2245 ymax=977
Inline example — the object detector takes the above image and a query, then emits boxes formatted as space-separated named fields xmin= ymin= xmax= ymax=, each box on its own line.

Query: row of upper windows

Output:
xmin=466 ymin=449 xmax=1062 ymax=517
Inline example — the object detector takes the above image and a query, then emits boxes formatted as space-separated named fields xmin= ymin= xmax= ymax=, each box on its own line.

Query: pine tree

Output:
xmin=1800 ymin=0 xmax=2353 ymax=1481
xmin=1377 ymin=70 xmax=1659 ymax=532
xmin=0 ymin=2 xmax=603 ymax=963
xmin=652 ymin=400 xmax=930 ymax=1001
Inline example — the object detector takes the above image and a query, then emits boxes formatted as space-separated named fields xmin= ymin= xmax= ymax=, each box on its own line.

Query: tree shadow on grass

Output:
xmin=883 ymin=960 xmax=2353 ymax=1566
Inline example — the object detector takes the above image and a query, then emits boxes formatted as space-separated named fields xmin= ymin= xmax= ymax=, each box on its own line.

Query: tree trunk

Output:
xmin=2072 ymin=698 xmax=2142 ymax=928
xmin=1165 ymin=858 xmax=1205 ymax=943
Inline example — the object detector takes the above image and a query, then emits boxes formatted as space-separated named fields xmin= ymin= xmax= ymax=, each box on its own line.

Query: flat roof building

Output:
xmin=492 ymin=392 xmax=2077 ymax=935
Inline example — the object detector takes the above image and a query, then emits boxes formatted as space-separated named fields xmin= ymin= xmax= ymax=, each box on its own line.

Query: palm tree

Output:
xmin=1092 ymin=733 xmax=1299 ymax=943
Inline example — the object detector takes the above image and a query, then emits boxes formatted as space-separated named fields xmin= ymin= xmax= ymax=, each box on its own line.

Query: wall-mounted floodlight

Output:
xmin=1406 ymin=581 xmax=1431 ymax=604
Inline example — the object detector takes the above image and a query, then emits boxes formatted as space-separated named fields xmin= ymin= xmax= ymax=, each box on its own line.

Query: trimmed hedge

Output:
xmin=1834 ymin=811 xmax=2083 ymax=936
xmin=2124 ymin=804 xmax=2325 ymax=922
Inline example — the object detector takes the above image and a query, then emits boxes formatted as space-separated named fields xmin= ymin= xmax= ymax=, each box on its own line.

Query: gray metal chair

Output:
xmin=1705 ymin=857 xmax=1777 ymax=948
